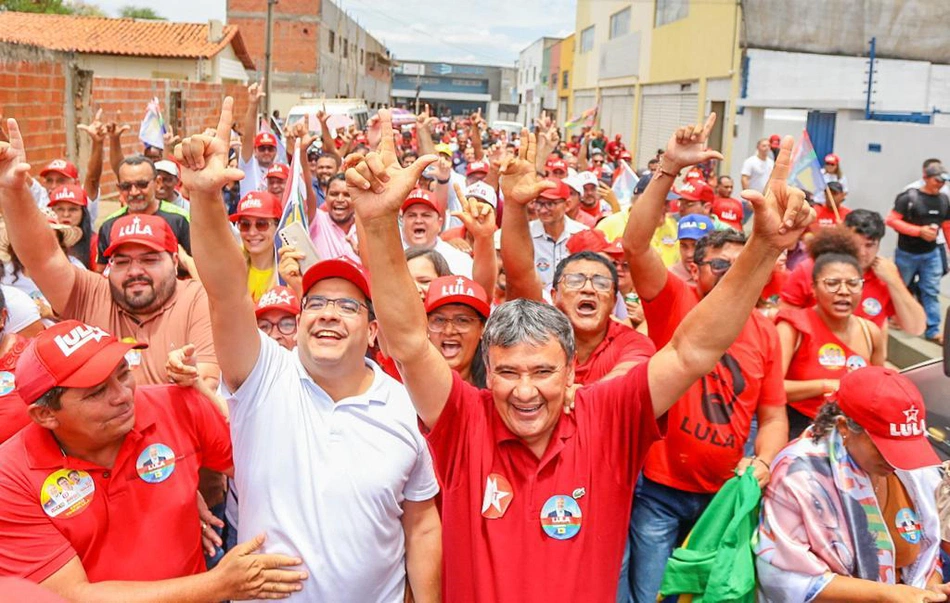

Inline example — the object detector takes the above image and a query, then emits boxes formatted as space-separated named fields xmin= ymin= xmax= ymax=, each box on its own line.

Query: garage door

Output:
xmin=636 ymin=93 xmax=697 ymax=168
xmin=600 ymin=94 xmax=635 ymax=144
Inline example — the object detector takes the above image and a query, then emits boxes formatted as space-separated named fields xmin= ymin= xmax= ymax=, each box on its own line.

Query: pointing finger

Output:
xmin=769 ymin=135 xmax=794 ymax=186
xmin=216 ymin=97 xmax=234 ymax=143
xmin=518 ymin=129 xmax=528 ymax=161
xmin=452 ymin=182 xmax=466 ymax=207
xmin=95 ymin=107 xmax=103 ymax=122
xmin=376 ymin=109 xmax=395 ymax=158
xmin=701 ymin=112 xmax=717 ymax=140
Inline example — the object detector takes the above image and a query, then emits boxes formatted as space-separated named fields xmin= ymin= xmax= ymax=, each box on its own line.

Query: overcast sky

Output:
xmin=92 ymin=0 xmax=575 ymax=66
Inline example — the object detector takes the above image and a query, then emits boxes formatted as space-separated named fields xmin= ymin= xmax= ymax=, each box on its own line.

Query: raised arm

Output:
xmin=315 ymin=107 xmax=342 ymax=166
xmin=0 ymin=119 xmax=77 ymax=312
xmin=174 ymin=97 xmax=259 ymax=391
xmin=870 ymin=255 xmax=925 ymax=336
xmin=78 ymin=109 xmax=105 ymax=200
xmin=105 ymin=111 xmax=130 ymax=177
xmin=647 ymin=135 xmax=814 ymax=416
xmin=345 ymin=109 xmax=450 ymax=428
xmin=469 ymin=109 xmax=485 ymax=161
xmin=415 ymin=104 xmax=438 ymax=158
xmin=241 ymin=80 xmax=264 ymax=164
xmin=451 ymin=182 xmax=497 ymax=296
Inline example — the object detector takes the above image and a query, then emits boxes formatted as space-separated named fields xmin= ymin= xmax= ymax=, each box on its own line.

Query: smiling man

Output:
xmin=347 ymin=109 xmax=812 ymax=603
xmin=308 ymin=173 xmax=360 ymax=263
xmin=399 ymin=187 xmax=474 ymax=277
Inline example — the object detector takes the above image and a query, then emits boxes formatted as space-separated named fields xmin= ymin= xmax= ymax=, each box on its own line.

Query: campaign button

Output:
xmin=41 ymin=468 xmax=95 ymax=518
xmin=540 ymin=494 xmax=582 ymax=540
xmin=136 ymin=443 xmax=176 ymax=484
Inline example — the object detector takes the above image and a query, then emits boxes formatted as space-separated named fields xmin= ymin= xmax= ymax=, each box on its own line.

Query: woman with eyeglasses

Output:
xmin=254 ymin=285 xmax=301 ymax=351
xmin=423 ymin=274 xmax=490 ymax=387
xmin=776 ymin=240 xmax=885 ymax=440
xmin=229 ymin=191 xmax=282 ymax=303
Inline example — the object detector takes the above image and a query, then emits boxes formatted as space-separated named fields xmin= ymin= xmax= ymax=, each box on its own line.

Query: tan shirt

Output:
xmin=62 ymin=269 xmax=217 ymax=386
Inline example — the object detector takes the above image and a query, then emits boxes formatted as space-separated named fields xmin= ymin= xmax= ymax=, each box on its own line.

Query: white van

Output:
xmin=491 ymin=120 xmax=525 ymax=139
xmin=286 ymin=98 xmax=370 ymax=138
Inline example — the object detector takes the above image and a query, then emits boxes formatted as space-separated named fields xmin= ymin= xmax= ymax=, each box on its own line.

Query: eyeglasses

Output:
xmin=302 ymin=295 xmax=367 ymax=317
xmin=110 ymin=253 xmax=165 ymax=270
xmin=819 ymin=277 xmax=864 ymax=293
xmin=117 ymin=180 xmax=152 ymax=192
xmin=697 ymin=258 xmax=733 ymax=275
xmin=592 ymin=159 xmax=604 ymax=165
xmin=427 ymin=314 xmax=481 ymax=333
xmin=534 ymin=199 xmax=565 ymax=210
xmin=156 ymin=174 xmax=178 ymax=185
xmin=237 ymin=219 xmax=277 ymax=233
xmin=612 ymin=260 xmax=630 ymax=272
xmin=257 ymin=145 xmax=277 ymax=153
xmin=257 ymin=316 xmax=297 ymax=335
xmin=558 ymin=273 xmax=613 ymax=292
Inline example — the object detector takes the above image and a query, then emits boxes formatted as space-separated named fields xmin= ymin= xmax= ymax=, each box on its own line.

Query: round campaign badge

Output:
xmin=536 ymin=260 xmax=551 ymax=273
xmin=846 ymin=355 xmax=868 ymax=371
xmin=862 ymin=297 xmax=883 ymax=317
xmin=817 ymin=343 xmax=846 ymax=370
xmin=40 ymin=468 xmax=95 ymax=519
xmin=895 ymin=507 xmax=922 ymax=544
xmin=120 ymin=337 xmax=142 ymax=368
xmin=0 ymin=371 xmax=15 ymax=396
xmin=135 ymin=443 xmax=176 ymax=484
xmin=539 ymin=495 xmax=582 ymax=540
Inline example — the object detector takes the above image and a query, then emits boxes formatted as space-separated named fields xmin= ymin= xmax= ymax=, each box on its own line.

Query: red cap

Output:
xmin=15 ymin=320 xmax=147 ymax=404
xmin=401 ymin=188 xmax=442 ymax=215
xmin=229 ymin=191 xmax=282 ymax=222
xmin=465 ymin=160 xmax=490 ymax=176
xmin=619 ymin=151 xmax=632 ymax=161
xmin=424 ymin=275 xmax=490 ymax=318
xmin=684 ymin=168 xmax=704 ymax=182
xmin=49 ymin=184 xmax=88 ymax=207
xmin=676 ymin=179 xmax=715 ymax=204
xmin=545 ymin=156 xmax=567 ymax=173
xmin=824 ymin=153 xmax=839 ymax=165
xmin=768 ymin=134 xmax=781 ymax=148
xmin=104 ymin=214 xmax=179 ymax=257
xmin=565 ymin=229 xmax=610 ymax=254
xmin=254 ymin=132 xmax=278 ymax=148
xmin=603 ymin=239 xmax=624 ymax=257
xmin=538 ymin=178 xmax=570 ymax=201
xmin=39 ymin=159 xmax=79 ymax=180
xmin=301 ymin=256 xmax=371 ymax=300
xmin=266 ymin=163 xmax=290 ymax=180
xmin=255 ymin=285 xmax=301 ymax=318
xmin=836 ymin=367 xmax=940 ymax=471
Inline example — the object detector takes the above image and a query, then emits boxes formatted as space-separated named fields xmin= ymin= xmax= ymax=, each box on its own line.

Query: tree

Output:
xmin=72 ymin=1 xmax=105 ymax=16
xmin=0 ymin=0 xmax=73 ymax=14
xmin=118 ymin=5 xmax=165 ymax=20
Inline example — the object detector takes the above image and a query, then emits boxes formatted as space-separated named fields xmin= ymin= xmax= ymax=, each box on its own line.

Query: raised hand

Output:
xmin=105 ymin=109 xmax=131 ymax=138
xmin=0 ymin=118 xmax=31 ymax=189
xmin=166 ymin=343 xmax=200 ymax=388
xmin=248 ymin=78 xmax=266 ymax=104
xmin=77 ymin=108 xmax=106 ymax=143
xmin=742 ymin=136 xmax=813 ymax=251
xmin=415 ymin=103 xmax=440 ymax=133
xmin=277 ymin=245 xmax=304 ymax=297
xmin=451 ymin=182 xmax=496 ymax=240
xmin=470 ymin=107 xmax=485 ymax=131
xmin=499 ymin=129 xmax=555 ymax=206
xmin=163 ymin=124 xmax=181 ymax=149
xmin=661 ymin=113 xmax=724 ymax=171
xmin=345 ymin=109 xmax=437 ymax=223
xmin=174 ymin=97 xmax=246 ymax=195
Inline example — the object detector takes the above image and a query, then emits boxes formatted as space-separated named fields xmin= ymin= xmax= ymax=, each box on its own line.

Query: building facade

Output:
xmin=556 ymin=34 xmax=575 ymax=126
xmin=517 ymin=37 xmax=561 ymax=125
xmin=390 ymin=61 xmax=518 ymax=123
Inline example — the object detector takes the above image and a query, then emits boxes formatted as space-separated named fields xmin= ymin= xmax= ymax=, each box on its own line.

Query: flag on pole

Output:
xmin=564 ymin=105 xmax=599 ymax=130
xmin=611 ymin=160 xmax=639 ymax=207
xmin=139 ymin=97 xmax=166 ymax=149
xmin=788 ymin=129 xmax=827 ymax=199
xmin=274 ymin=139 xmax=310 ymax=284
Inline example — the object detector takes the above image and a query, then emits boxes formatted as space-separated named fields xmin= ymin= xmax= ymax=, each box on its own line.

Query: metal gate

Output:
xmin=637 ymin=93 xmax=698 ymax=168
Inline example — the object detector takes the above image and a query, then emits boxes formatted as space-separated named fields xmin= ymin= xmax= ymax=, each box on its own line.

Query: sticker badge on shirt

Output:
xmin=136 ymin=443 xmax=176 ymax=484
xmin=540 ymin=495 xmax=582 ymax=540
xmin=121 ymin=337 xmax=142 ymax=369
xmin=536 ymin=260 xmax=551 ymax=273
xmin=40 ymin=468 xmax=94 ymax=519
xmin=846 ymin=355 xmax=868 ymax=371
xmin=895 ymin=507 xmax=922 ymax=544
xmin=862 ymin=297 xmax=883 ymax=317
xmin=481 ymin=473 xmax=513 ymax=519
xmin=0 ymin=371 xmax=15 ymax=396
xmin=817 ymin=343 xmax=846 ymax=370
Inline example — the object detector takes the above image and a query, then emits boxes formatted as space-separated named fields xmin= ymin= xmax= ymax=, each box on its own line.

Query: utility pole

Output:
xmin=264 ymin=0 xmax=278 ymax=119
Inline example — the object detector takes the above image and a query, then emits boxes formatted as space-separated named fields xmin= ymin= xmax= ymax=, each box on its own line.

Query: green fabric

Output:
xmin=103 ymin=200 xmax=191 ymax=223
xmin=658 ymin=470 xmax=761 ymax=602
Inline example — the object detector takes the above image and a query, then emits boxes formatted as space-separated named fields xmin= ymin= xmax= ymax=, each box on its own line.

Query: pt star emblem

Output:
xmin=481 ymin=473 xmax=514 ymax=519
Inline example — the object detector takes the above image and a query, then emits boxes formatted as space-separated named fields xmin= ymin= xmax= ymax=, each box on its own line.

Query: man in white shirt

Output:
xmin=176 ymin=98 xmax=442 ymax=603
xmin=740 ymin=138 xmax=775 ymax=193
xmin=528 ymin=178 xmax=589 ymax=289
xmin=400 ymin=187 xmax=474 ymax=277
xmin=239 ymin=81 xmax=278 ymax=199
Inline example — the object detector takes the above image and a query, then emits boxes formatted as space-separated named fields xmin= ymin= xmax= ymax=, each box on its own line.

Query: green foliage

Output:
xmin=118 ymin=5 xmax=165 ymax=20
xmin=0 ymin=0 xmax=73 ymax=14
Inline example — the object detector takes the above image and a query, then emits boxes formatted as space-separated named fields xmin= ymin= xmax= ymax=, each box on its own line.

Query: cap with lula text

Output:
xmin=574 ymin=171 xmax=599 ymax=189
xmin=836 ymin=366 xmax=939 ymax=471
xmin=424 ymin=275 xmax=490 ymax=318
xmin=254 ymin=132 xmax=278 ymax=148
xmin=255 ymin=285 xmax=301 ymax=318
xmin=545 ymin=157 xmax=567 ymax=173
xmin=104 ymin=214 xmax=179 ymax=257
xmin=677 ymin=215 xmax=715 ymax=240
xmin=39 ymin=159 xmax=79 ymax=180
xmin=15 ymin=320 xmax=147 ymax=405
xmin=229 ymin=191 xmax=282 ymax=222
xmin=538 ymin=178 xmax=571 ymax=201
xmin=401 ymin=188 xmax=442 ymax=215
xmin=154 ymin=160 xmax=179 ymax=178
xmin=676 ymin=179 xmax=715 ymax=204
xmin=465 ymin=160 xmax=490 ymax=176
xmin=302 ymin=256 xmax=371 ymax=301
xmin=49 ymin=184 xmax=88 ymax=207
xmin=266 ymin=163 xmax=290 ymax=180
xmin=465 ymin=181 xmax=498 ymax=208
xmin=824 ymin=153 xmax=840 ymax=165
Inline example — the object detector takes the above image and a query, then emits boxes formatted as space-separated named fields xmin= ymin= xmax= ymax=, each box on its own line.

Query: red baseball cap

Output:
xmin=545 ymin=157 xmax=567 ymax=173
xmin=255 ymin=285 xmax=301 ymax=318
xmin=619 ymin=151 xmax=632 ymax=161
xmin=49 ymin=184 xmax=88 ymax=207
xmin=254 ymin=132 xmax=278 ymax=148
xmin=104 ymin=214 xmax=179 ymax=257
xmin=39 ymin=159 xmax=79 ymax=180
xmin=676 ymin=179 xmax=715 ymax=204
xmin=566 ymin=229 xmax=610 ymax=254
xmin=401 ymin=188 xmax=442 ymax=215
xmin=538 ymin=178 xmax=570 ymax=201
xmin=424 ymin=275 xmax=490 ymax=318
xmin=301 ymin=256 xmax=371 ymax=301
xmin=836 ymin=367 xmax=940 ymax=471
xmin=603 ymin=239 xmax=624 ymax=257
xmin=769 ymin=134 xmax=781 ymax=148
xmin=229 ymin=191 xmax=282 ymax=222
xmin=824 ymin=153 xmax=840 ymax=165
xmin=684 ymin=168 xmax=704 ymax=182
xmin=15 ymin=320 xmax=147 ymax=404
xmin=465 ymin=160 xmax=490 ymax=176
xmin=266 ymin=163 xmax=290 ymax=180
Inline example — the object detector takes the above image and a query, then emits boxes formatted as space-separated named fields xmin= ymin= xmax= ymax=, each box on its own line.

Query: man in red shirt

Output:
xmin=711 ymin=175 xmax=744 ymax=230
xmin=345 ymin=110 xmax=812 ymax=603
xmin=0 ymin=320 xmax=306 ymax=600
xmin=809 ymin=180 xmax=851 ymax=231
xmin=621 ymin=122 xmax=793 ymax=603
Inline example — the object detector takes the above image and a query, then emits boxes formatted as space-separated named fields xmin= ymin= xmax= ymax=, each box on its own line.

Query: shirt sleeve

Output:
xmin=96 ymin=220 xmax=111 ymax=265
xmin=757 ymin=320 xmax=787 ymax=408
xmin=893 ymin=190 xmax=911 ymax=216
xmin=180 ymin=387 xmax=233 ymax=473
xmin=740 ymin=157 xmax=753 ymax=177
xmin=642 ymin=272 xmax=690 ymax=349
xmin=779 ymin=262 xmax=814 ymax=307
xmin=174 ymin=218 xmax=191 ymax=254
xmin=222 ymin=331 xmax=288 ymax=420
xmin=423 ymin=372 xmax=483 ymax=489
xmin=403 ymin=434 xmax=440 ymax=503
xmin=185 ymin=285 xmax=218 ymax=372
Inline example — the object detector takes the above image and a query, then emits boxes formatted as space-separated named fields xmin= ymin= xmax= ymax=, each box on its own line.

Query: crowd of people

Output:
xmin=0 ymin=79 xmax=948 ymax=603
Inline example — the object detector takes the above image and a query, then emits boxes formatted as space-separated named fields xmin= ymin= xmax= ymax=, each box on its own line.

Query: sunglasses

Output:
xmin=698 ymin=258 xmax=733 ymax=275
xmin=117 ymin=180 xmax=152 ymax=192
xmin=237 ymin=219 xmax=277 ymax=232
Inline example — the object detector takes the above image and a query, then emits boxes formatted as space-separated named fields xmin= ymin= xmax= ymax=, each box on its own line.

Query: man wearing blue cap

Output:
xmin=669 ymin=214 xmax=715 ymax=287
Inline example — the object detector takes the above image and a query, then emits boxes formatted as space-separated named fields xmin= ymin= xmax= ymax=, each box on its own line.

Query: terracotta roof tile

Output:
xmin=0 ymin=12 xmax=255 ymax=69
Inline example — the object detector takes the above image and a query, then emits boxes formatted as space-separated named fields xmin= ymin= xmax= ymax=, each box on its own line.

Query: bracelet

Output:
xmin=655 ymin=161 xmax=680 ymax=179
xmin=436 ymin=177 xmax=449 ymax=184
xmin=751 ymin=456 xmax=770 ymax=471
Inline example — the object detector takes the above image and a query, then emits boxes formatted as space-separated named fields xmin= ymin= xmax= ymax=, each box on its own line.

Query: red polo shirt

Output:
xmin=780 ymin=258 xmax=895 ymax=327
xmin=426 ymin=364 xmax=658 ymax=603
xmin=0 ymin=385 xmax=232 ymax=583
xmin=573 ymin=320 xmax=655 ymax=385
xmin=810 ymin=204 xmax=851 ymax=230
xmin=0 ymin=335 xmax=30 ymax=444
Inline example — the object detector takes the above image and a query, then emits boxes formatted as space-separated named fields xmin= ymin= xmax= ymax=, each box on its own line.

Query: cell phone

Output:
xmin=278 ymin=221 xmax=320 ymax=273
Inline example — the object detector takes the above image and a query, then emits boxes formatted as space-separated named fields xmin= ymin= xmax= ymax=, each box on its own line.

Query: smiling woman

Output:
xmin=229 ymin=191 xmax=282 ymax=302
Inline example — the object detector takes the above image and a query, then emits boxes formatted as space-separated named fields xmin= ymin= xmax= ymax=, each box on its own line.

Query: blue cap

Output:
xmin=677 ymin=215 xmax=715 ymax=240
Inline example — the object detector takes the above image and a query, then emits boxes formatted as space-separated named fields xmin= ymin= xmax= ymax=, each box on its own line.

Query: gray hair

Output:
xmin=481 ymin=299 xmax=575 ymax=368
xmin=32 ymin=386 xmax=65 ymax=410
xmin=118 ymin=154 xmax=157 ymax=178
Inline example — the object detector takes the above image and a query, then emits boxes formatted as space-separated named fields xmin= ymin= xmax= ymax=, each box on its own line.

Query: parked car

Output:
xmin=903 ymin=356 xmax=950 ymax=460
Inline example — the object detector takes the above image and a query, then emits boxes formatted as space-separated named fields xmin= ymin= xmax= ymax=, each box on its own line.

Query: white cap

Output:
xmin=575 ymin=171 xmax=598 ymax=189
xmin=154 ymin=160 xmax=179 ymax=177
xmin=465 ymin=181 xmax=498 ymax=208
xmin=563 ymin=174 xmax=583 ymax=194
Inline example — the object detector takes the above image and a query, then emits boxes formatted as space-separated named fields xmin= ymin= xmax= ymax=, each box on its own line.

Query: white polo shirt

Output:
xmin=434 ymin=237 xmax=474 ymax=278
xmin=225 ymin=333 xmax=439 ymax=602
xmin=530 ymin=217 xmax=589 ymax=290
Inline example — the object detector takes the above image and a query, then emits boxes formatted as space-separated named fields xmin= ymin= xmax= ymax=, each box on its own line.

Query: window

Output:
xmin=343 ymin=38 xmax=349 ymax=58
xmin=551 ymin=72 xmax=558 ymax=87
xmin=360 ymin=49 xmax=364 ymax=65
xmin=610 ymin=7 xmax=631 ymax=39
xmin=532 ymin=66 xmax=536 ymax=81
xmin=580 ymin=25 xmax=595 ymax=53
xmin=329 ymin=31 xmax=335 ymax=53
xmin=562 ymin=70 xmax=569 ymax=89
xmin=656 ymin=0 xmax=688 ymax=27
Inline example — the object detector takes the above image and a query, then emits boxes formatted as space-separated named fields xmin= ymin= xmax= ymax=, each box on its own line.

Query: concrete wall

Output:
xmin=649 ymin=0 xmax=737 ymax=83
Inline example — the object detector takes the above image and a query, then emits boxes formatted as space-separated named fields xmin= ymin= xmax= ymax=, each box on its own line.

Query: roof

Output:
xmin=0 ymin=12 xmax=256 ymax=70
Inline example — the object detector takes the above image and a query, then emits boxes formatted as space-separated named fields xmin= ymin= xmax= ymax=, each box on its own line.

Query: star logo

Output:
xmin=904 ymin=407 xmax=920 ymax=424
xmin=481 ymin=473 xmax=513 ymax=519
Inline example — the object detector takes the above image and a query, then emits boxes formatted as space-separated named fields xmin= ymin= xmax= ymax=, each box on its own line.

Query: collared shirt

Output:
xmin=224 ymin=333 xmax=439 ymax=602
xmin=308 ymin=209 xmax=359 ymax=264
xmin=530 ymin=217 xmax=589 ymax=289
xmin=573 ymin=320 xmax=655 ymax=385
xmin=0 ymin=334 xmax=28 ymax=444
xmin=96 ymin=201 xmax=191 ymax=265
xmin=426 ymin=364 xmax=658 ymax=603
xmin=0 ymin=386 xmax=232 ymax=582
xmin=61 ymin=270 xmax=217 ymax=386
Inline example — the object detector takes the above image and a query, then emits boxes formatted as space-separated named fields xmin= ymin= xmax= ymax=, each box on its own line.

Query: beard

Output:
xmin=109 ymin=272 xmax=176 ymax=314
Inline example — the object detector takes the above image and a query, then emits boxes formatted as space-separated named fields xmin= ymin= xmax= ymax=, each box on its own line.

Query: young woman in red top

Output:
xmin=776 ymin=230 xmax=885 ymax=439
